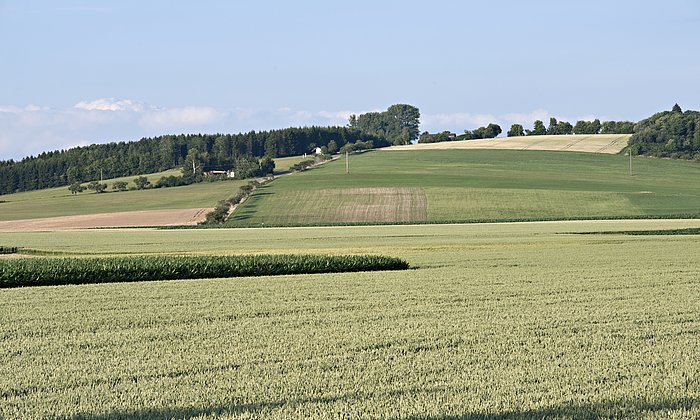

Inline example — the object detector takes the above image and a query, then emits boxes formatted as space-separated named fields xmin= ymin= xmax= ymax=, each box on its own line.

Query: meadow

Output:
xmin=1 ymin=220 xmax=699 ymax=418
xmin=227 ymin=149 xmax=700 ymax=226
xmin=0 ymin=170 xmax=246 ymax=222
xmin=0 ymin=155 xmax=313 ymax=223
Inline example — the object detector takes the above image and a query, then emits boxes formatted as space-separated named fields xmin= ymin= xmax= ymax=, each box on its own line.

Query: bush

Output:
xmin=0 ymin=254 xmax=410 ymax=288
xmin=202 ymin=180 xmax=264 ymax=225
xmin=0 ymin=246 xmax=18 ymax=255
xmin=290 ymin=159 xmax=316 ymax=171
xmin=133 ymin=176 xmax=150 ymax=190
xmin=203 ymin=201 xmax=231 ymax=224
xmin=112 ymin=181 xmax=128 ymax=191
xmin=155 ymin=175 xmax=190 ymax=188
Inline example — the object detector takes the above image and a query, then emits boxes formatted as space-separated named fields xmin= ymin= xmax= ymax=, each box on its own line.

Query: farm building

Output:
xmin=204 ymin=170 xmax=235 ymax=178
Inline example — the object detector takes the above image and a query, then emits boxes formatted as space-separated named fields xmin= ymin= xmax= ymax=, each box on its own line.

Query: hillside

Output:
xmin=385 ymin=134 xmax=630 ymax=154
xmin=0 ymin=169 xmax=244 ymax=224
xmin=227 ymin=149 xmax=700 ymax=226
xmin=0 ymin=127 xmax=383 ymax=195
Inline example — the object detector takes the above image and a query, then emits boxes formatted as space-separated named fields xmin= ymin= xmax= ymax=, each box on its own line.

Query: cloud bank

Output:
xmin=0 ymin=99 xmax=603 ymax=160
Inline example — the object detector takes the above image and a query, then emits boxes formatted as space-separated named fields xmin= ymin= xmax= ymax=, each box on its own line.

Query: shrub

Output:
xmin=203 ymin=201 xmax=231 ymax=225
xmin=0 ymin=246 xmax=18 ymax=255
xmin=112 ymin=181 xmax=128 ymax=191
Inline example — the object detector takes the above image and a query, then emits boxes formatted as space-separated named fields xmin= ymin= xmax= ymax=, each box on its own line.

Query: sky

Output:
xmin=1 ymin=0 xmax=699 ymax=160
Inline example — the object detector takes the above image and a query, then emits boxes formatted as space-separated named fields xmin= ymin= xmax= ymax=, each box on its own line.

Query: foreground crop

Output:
xmin=0 ymin=254 xmax=409 ymax=288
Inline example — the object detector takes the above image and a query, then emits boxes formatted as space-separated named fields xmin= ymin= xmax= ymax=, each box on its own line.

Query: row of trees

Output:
xmin=508 ymin=118 xmax=634 ymax=137
xmin=418 ymin=124 xmax=502 ymax=143
xmin=349 ymin=104 xmax=421 ymax=145
xmin=629 ymin=104 xmax=700 ymax=159
xmin=0 ymin=126 xmax=384 ymax=195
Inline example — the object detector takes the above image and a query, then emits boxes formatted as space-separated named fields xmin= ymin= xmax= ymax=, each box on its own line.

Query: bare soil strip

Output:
xmin=382 ymin=134 xmax=630 ymax=154
xmin=0 ymin=208 xmax=212 ymax=232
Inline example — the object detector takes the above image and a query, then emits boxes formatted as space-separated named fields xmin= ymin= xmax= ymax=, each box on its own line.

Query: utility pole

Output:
xmin=629 ymin=150 xmax=633 ymax=176
xmin=100 ymin=169 xmax=103 ymax=182
xmin=345 ymin=150 xmax=349 ymax=174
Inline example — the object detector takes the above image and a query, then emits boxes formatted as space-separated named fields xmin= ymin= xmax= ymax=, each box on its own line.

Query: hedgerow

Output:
xmin=0 ymin=254 xmax=409 ymax=288
xmin=0 ymin=246 xmax=18 ymax=255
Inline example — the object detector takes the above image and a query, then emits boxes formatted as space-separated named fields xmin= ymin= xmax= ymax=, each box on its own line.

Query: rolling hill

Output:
xmin=227 ymin=148 xmax=700 ymax=226
xmin=0 ymin=155 xmax=313 ymax=229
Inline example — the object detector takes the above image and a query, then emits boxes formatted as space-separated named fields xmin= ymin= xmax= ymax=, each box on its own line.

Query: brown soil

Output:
xmin=0 ymin=208 xmax=212 ymax=232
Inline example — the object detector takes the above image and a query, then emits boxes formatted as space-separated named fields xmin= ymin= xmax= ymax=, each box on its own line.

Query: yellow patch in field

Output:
xmin=383 ymin=134 xmax=631 ymax=154
xmin=235 ymin=187 xmax=427 ymax=224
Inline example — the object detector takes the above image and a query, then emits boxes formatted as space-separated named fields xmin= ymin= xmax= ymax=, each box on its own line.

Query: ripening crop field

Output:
xmin=1 ymin=220 xmax=700 ymax=418
xmin=227 ymin=149 xmax=700 ymax=226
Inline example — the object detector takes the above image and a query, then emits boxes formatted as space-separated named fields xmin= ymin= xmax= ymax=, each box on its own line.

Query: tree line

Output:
xmin=349 ymin=104 xmax=421 ymax=145
xmin=419 ymin=117 xmax=634 ymax=144
xmin=0 ymin=126 xmax=385 ymax=195
xmin=419 ymin=123 xmax=503 ymax=143
xmin=508 ymin=118 xmax=634 ymax=137
xmin=629 ymin=104 xmax=700 ymax=159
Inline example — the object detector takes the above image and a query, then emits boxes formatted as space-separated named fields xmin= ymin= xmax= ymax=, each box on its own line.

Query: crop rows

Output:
xmin=0 ymin=254 xmax=409 ymax=288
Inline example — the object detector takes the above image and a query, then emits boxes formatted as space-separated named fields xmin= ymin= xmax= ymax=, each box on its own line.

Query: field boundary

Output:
xmin=162 ymin=214 xmax=700 ymax=229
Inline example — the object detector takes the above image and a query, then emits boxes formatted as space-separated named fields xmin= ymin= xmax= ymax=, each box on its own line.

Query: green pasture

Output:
xmin=1 ymin=220 xmax=700 ymax=418
xmin=0 ymin=171 xmax=245 ymax=221
xmin=272 ymin=154 xmax=313 ymax=173
xmin=228 ymin=150 xmax=700 ymax=226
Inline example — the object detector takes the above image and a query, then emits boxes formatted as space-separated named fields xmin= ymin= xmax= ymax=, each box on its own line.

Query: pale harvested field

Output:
xmin=0 ymin=208 xmax=211 ymax=231
xmin=229 ymin=187 xmax=427 ymax=225
xmin=384 ymin=134 xmax=631 ymax=154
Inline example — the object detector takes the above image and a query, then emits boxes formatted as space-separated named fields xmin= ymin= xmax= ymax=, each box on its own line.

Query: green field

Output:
xmin=272 ymin=154 xmax=314 ymax=173
xmin=0 ymin=170 xmax=246 ymax=221
xmin=1 ymin=220 xmax=700 ymax=418
xmin=228 ymin=150 xmax=700 ymax=226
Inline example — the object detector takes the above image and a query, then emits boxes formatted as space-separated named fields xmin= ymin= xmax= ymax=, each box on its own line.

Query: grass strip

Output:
xmin=160 ymin=213 xmax=700 ymax=229
xmin=0 ymin=254 xmax=409 ymax=288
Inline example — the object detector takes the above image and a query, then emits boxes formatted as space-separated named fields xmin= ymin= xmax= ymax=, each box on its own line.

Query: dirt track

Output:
xmin=0 ymin=208 xmax=212 ymax=231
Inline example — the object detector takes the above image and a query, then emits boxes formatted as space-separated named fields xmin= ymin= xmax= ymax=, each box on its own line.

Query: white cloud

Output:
xmin=74 ymin=98 xmax=144 ymax=112
xmin=317 ymin=110 xmax=357 ymax=120
xmin=0 ymin=101 xmax=615 ymax=161
xmin=502 ymin=110 xmax=550 ymax=126
xmin=0 ymin=105 xmax=22 ymax=113
xmin=422 ymin=112 xmax=499 ymax=129
xmin=140 ymin=106 xmax=223 ymax=129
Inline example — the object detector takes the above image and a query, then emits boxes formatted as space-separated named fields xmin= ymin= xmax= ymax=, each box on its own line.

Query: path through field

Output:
xmin=383 ymin=134 xmax=630 ymax=154
xmin=0 ymin=208 xmax=211 ymax=231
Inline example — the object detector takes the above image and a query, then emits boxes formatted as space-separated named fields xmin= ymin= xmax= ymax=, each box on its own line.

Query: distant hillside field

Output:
xmin=384 ymin=134 xmax=630 ymax=154
xmin=227 ymin=149 xmax=700 ymax=226
xmin=0 ymin=170 xmax=245 ymax=223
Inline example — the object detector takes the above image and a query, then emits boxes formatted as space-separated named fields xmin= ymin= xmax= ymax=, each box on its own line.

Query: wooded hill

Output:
xmin=0 ymin=126 xmax=384 ymax=195
xmin=629 ymin=104 xmax=700 ymax=159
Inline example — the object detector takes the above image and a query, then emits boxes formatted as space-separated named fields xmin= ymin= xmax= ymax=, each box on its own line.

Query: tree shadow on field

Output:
xmin=67 ymin=391 xmax=699 ymax=419
xmin=406 ymin=395 xmax=700 ymax=419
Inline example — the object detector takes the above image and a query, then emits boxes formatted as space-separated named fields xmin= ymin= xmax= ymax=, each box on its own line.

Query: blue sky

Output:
xmin=1 ymin=0 xmax=699 ymax=159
